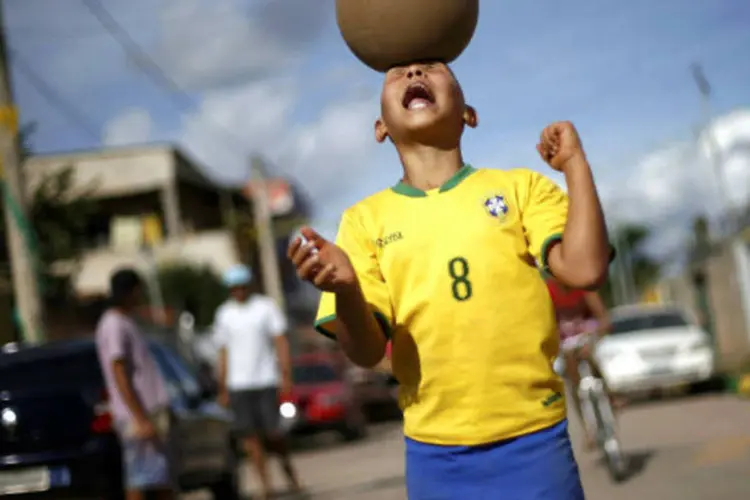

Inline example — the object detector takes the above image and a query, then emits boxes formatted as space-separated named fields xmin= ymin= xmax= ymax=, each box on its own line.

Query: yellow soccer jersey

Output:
xmin=315 ymin=165 xmax=569 ymax=446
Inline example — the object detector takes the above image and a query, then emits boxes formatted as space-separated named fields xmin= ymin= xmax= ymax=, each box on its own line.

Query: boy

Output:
xmin=95 ymin=268 xmax=176 ymax=500
xmin=288 ymin=61 xmax=610 ymax=498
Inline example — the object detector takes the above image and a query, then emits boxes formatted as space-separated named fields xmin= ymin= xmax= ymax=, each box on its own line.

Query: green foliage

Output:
xmin=601 ymin=224 xmax=662 ymax=306
xmin=30 ymin=167 xmax=97 ymax=262
xmin=0 ymin=124 xmax=98 ymax=302
xmin=157 ymin=263 xmax=226 ymax=328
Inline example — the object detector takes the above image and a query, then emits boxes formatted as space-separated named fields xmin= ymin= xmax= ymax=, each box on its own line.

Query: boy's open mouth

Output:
xmin=402 ymin=82 xmax=435 ymax=110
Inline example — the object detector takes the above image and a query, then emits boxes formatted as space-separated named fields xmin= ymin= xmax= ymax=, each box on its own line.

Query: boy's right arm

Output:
xmin=213 ymin=310 xmax=230 ymax=406
xmin=111 ymin=360 xmax=154 ymax=436
xmin=333 ymin=282 xmax=388 ymax=368
xmin=289 ymin=213 xmax=391 ymax=369
xmin=99 ymin=323 xmax=153 ymax=438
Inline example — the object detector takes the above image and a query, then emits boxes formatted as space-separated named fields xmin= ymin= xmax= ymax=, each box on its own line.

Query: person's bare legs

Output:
xmin=244 ymin=435 xmax=272 ymax=499
xmin=268 ymin=434 xmax=301 ymax=492
xmin=564 ymin=351 xmax=596 ymax=450
xmin=125 ymin=490 xmax=145 ymax=500
xmin=153 ymin=488 xmax=178 ymax=500
xmin=125 ymin=489 xmax=175 ymax=500
xmin=588 ymin=357 xmax=624 ymax=412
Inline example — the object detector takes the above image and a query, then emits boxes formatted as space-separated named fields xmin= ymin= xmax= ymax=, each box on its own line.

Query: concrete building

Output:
xmin=17 ymin=144 xmax=315 ymax=339
xmin=657 ymin=230 xmax=750 ymax=370
xmin=19 ymin=145 xmax=251 ymax=338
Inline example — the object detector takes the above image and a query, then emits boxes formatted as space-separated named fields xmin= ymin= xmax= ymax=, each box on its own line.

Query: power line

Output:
xmin=9 ymin=48 xmax=100 ymax=142
xmin=79 ymin=0 xmax=250 ymax=155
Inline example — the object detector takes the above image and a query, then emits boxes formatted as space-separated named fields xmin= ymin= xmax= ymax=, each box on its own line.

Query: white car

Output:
xmin=594 ymin=304 xmax=716 ymax=395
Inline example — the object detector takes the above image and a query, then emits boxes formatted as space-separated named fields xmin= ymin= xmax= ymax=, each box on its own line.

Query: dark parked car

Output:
xmin=0 ymin=339 xmax=240 ymax=499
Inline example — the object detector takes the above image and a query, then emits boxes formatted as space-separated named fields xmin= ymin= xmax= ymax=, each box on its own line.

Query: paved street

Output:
xmin=189 ymin=393 xmax=750 ymax=499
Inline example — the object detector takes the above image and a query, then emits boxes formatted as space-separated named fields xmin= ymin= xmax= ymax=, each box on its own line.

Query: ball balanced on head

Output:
xmin=335 ymin=0 xmax=479 ymax=72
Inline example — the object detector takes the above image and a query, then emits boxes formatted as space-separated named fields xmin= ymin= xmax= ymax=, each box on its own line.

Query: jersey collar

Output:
xmin=391 ymin=164 xmax=476 ymax=198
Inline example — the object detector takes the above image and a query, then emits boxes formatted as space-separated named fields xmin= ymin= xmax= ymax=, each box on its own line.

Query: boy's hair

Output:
xmin=109 ymin=268 xmax=143 ymax=306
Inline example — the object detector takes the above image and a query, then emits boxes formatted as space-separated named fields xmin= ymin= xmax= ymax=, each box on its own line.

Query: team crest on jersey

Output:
xmin=484 ymin=194 xmax=509 ymax=219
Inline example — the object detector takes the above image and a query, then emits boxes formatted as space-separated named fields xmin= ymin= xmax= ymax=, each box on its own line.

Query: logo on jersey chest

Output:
xmin=375 ymin=231 xmax=403 ymax=249
xmin=483 ymin=194 xmax=509 ymax=220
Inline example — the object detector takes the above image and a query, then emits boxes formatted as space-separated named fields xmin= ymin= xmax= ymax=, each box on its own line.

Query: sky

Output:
xmin=6 ymin=0 xmax=750 ymax=266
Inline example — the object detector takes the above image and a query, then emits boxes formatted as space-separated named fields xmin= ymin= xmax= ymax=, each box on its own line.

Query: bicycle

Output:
xmin=558 ymin=334 xmax=628 ymax=483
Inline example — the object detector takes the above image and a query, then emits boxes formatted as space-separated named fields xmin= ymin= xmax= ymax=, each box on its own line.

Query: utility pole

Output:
xmin=611 ymin=227 xmax=633 ymax=306
xmin=249 ymin=156 xmax=286 ymax=313
xmin=0 ymin=5 xmax=45 ymax=344
xmin=691 ymin=63 xmax=734 ymax=223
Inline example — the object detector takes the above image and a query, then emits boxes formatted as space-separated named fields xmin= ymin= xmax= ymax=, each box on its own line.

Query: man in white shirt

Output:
xmin=214 ymin=264 xmax=301 ymax=500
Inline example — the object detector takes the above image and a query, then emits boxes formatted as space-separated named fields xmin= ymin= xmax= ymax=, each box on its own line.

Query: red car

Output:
xmin=279 ymin=353 xmax=368 ymax=441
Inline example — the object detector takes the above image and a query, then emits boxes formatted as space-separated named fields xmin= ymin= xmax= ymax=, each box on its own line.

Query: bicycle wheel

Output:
xmin=589 ymin=391 xmax=628 ymax=482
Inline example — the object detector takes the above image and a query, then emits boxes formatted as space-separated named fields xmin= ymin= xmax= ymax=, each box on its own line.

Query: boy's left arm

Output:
xmin=527 ymin=121 xmax=612 ymax=289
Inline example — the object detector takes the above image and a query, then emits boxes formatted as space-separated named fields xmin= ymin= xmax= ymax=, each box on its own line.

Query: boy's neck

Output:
xmin=398 ymin=145 xmax=464 ymax=191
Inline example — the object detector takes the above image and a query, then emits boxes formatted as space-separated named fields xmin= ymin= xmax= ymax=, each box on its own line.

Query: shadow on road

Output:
xmin=596 ymin=449 xmax=655 ymax=482
xmin=289 ymin=421 xmax=401 ymax=454
xmin=311 ymin=474 xmax=406 ymax=499
xmin=621 ymin=378 xmax=727 ymax=408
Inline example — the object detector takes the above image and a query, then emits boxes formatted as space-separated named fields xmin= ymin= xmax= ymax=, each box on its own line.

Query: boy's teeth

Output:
xmin=408 ymin=98 xmax=430 ymax=110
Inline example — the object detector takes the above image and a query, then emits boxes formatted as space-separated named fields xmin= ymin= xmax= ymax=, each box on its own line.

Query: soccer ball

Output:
xmin=335 ymin=0 xmax=479 ymax=73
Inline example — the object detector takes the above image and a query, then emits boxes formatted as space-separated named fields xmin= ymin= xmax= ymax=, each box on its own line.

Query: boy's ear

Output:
xmin=375 ymin=117 xmax=389 ymax=143
xmin=463 ymin=105 xmax=479 ymax=129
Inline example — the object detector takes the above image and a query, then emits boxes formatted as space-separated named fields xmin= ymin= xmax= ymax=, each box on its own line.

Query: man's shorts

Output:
xmin=116 ymin=409 xmax=175 ymax=491
xmin=405 ymin=419 xmax=585 ymax=500
xmin=229 ymin=387 xmax=281 ymax=437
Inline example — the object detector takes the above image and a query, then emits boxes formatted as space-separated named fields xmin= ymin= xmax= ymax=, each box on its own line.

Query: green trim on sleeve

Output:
xmin=373 ymin=311 xmax=392 ymax=339
xmin=608 ymin=245 xmax=617 ymax=263
xmin=540 ymin=232 xmax=618 ymax=277
xmin=313 ymin=312 xmax=391 ymax=341
xmin=313 ymin=314 xmax=338 ymax=340
xmin=539 ymin=232 xmax=564 ymax=273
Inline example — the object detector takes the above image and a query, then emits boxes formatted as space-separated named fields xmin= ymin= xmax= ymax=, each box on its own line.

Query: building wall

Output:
xmin=72 ymin=229 xmax=240 ymax=298
xmin=84 ymin=192 xmax=165 ymax=248
xmin=705 ymin=243 xmax=750 ymax=365
xmin=659 ymin=274 xmax=698 ymax=316
xmin=24 ymin=147 xmax=174 ymax=200
xmin=656 ymin=239 xmax=750 ymax=369
xmin=177 ymin=181 xmax=224 ymax=232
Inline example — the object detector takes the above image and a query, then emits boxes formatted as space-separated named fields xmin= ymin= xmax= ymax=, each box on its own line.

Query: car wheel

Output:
xmin=210 ymin=454 xmax=242 ymax=500
xmin=210 ymin=471 xmax=241 ymax=500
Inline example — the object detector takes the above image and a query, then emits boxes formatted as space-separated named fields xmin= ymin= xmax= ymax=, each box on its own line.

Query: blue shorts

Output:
xmin=405 ymin=420 xmax=584 ymax=500
xmin=115 ymin=411 xmax=174 ymax=491
xmin=120 ymin=437 xmax=174 ymax=490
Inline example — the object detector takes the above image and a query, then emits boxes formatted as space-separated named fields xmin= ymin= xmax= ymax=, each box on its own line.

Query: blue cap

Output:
xmin=223 ymin=264 xmax=253 ymax=288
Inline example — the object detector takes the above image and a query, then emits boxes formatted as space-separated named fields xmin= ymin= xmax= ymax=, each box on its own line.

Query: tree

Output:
xmin=601 ymin=224 xmax=662 ymax=306
xmin=157 ymin=263 xmax=226 ymax=328
xmin=0 ymin=124 xmax=98 ymax=303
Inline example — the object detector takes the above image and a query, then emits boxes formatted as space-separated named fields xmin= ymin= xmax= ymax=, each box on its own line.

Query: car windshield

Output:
xmin=0 ymin=346 xmax=103 ymax=392
xmin=610 ymin=311 xmax=689 ymax=335
xmin=293 ymin=364 xmax=339 ymax=384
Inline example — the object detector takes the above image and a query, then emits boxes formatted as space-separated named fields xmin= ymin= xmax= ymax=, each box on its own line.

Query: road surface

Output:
xmin=188 ymin=393 xmax=750 ymax=499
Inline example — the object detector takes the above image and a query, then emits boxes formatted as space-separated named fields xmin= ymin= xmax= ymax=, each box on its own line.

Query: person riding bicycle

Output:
xmin=546 ymin=275 xmax=612 ymax=450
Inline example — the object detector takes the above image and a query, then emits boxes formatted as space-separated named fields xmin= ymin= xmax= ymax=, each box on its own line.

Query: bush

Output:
xmin=157 ymin=263 xmax=227 ymax=328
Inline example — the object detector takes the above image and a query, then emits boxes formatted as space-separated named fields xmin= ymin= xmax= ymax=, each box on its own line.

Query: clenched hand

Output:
xmin=537 ymin=121 xmax=586 ymax=172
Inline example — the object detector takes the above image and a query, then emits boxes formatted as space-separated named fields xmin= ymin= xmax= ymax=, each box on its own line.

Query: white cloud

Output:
xmin=103 ymin=107 xmax=154 ymax=146
xmin=153 ymin=0 xmax=330 ymax=89
xmin=601 ymin=108 xmax=750 ymax=257
xmin=95 ymin=0 xmax=383 ymax=231
xmin=174 ymin=77 xmax=383 ymax=208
